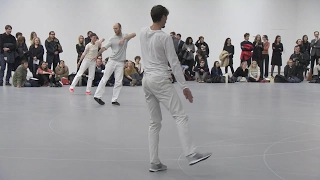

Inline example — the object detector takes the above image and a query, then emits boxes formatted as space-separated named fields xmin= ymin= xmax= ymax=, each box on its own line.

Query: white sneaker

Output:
xmin=149 ymin=162 xmax=167 ymax=172
xmin=187 ymin=152 xmax=212 ymax=166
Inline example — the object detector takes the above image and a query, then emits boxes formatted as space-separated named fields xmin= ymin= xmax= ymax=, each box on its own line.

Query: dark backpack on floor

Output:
xmin=274 ymin=75 xmax=287 ymax=83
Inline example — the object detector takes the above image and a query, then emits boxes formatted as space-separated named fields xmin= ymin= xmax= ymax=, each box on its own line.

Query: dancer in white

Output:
xmin=140 ymin=5 xmax=212 ymax=172
xmin=69 ymin=33 xmax=104 ymax=95
xmin=93 ymin=23 xmax=136 ymax=106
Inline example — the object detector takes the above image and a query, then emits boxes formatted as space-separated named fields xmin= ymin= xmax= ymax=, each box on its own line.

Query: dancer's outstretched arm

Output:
xmin=119 ymin=33 xmax=136 ymax=45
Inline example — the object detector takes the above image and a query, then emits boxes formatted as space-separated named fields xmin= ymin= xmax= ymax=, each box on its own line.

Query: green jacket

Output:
xmin=13 ymin=65 xmax=27 ymax=87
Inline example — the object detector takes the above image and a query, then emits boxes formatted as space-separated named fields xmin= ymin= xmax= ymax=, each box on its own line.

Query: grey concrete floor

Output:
xmin=0 ymin=82 xmax=319 ymax=180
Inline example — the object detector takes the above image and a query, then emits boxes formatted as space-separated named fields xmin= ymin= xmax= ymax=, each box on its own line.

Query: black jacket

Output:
xmin=85 ymin=37 xmax=91 ymax=45
xmin=233 ymin=67 xmax=248 ymax=77
xmin=252 ymin=41 xmax=263 ymax=60
xmin=0 ymin=33 xmax=16 ymax=54
xmin=290 ymin=53 xmax=306 ymax=69
xmin=29 ymin=45 xmax=44 ymax=62
xmin=45 ymin=37 xmax=62 ymax=64
xmin=195 ymin=40 xmax=209 ymax=57
xmin=284 ymin=65 xmax=298 ymax=78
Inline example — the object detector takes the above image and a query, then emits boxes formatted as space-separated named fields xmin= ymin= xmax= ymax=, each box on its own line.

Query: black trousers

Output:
xmin=183 ymin=59 xmax=195 ymax=76
xmin=38 ymin=74 xmax=55 ymax=86
xmin=261 ymin=54 xmax=269 ymax=78
xmin=311 ymin=55 xmax=320 ymax=73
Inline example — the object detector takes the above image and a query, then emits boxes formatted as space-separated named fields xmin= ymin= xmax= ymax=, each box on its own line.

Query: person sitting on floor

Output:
xmin=13 ymin=60 xmax=31 ymax=88
xmin=284 ymin=59 xmax=301 ymax=83
xmin=37 ymin=61 xmax=56 ymax=87
xmin=289 ymin=45 xmax=307 ymax=82
xmin=124 ymin=60 xmax=142 ymax=86
xmin=248 ymin=61 xmax=261 ymax=82
xmin=55 ymin=60 xmax=69 ymax=82
xmin=194 ymin=60 xmax=209 ymax=83
xmin=207 ymin=61 xmax=225 ymax=83
xmin=134 ymin=56 xmax=143 ymax=75
xmin=232 ymin=61 xmax=249 ymax=82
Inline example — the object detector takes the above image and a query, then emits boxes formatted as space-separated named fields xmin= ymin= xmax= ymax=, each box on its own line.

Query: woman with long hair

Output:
xmin=248 ymin=61 xmax=261 ymax=82
xmin=262 ymin=35 xmax=270 ymax=78
xmin=302 ymin=35 xmax=311 ymax=77
xmin=252 ymin=34 xmax=263 ymax=79
xmin=271 ymin=35 xmax=283 ymax=77
xmin=28 ymin=31 xmax=37 ymax=48
xmin=223 ymin=38 xmax=234 ymax=74
xmin=76 ymin=35 xmax=86 ymax=71
xmin=28 ymin=37 xmax=44 ymax=77
xmin=182 ymin=37 xmax=196 ymax=75
xmin=194 ymin=49 xmax=207 ymax=67
xmin=37 ymin=61 xmax=55 ymax=87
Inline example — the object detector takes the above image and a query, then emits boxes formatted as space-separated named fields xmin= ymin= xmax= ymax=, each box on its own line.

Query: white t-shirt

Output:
xmin=140 ymin=27 xmax=187 ymax=89
xmin=84 ymin=41 xmax=101 ymax=60
xmin=104 ymin=33 xmax=129 ymax=61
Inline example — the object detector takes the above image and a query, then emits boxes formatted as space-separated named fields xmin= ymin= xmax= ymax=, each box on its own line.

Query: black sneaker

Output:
xmin=94 ymin=97 xmax=105 ymax=105
xmin=112 ymin=101 xmax=120 ymax=106
xmin=5 ymin=82 xmax=11 ymax=86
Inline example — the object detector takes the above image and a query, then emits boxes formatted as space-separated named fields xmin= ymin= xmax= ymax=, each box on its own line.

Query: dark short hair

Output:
xmin=5 ymin=25 xmax=12 ymax=30
xmin=200 ymin=60 xmax=205 ymax=63
xmin=244 ymin=33 xmax=250 ymax=38
xmin=16 ymin=32 xmax=22 ymax=38
xmin=87 ymin=31 xmax=92 ymax=36
xmin=314 ymin=31 xmax=319 ymax=34
xmin=21 ymin=60 xmax=28 ymax=64
xmin=151 ymin=5 xmax=169 ymax=23
xmin=170 ymin=32 xmax=176 ymax=35
xmin=134 ymin=56 xmax=141 ymax=60
xmin=49 ymin=31 xmax=55 ymax=35
xmin=177 ymin=34 xmax=181 ymax=37
xmin=90 ymin=33 xmax=97 ymax=38
xmin=263 ymin=35 xmax=268 ymax=41
xmin=295 ymin=45 xmax=300 ymax=48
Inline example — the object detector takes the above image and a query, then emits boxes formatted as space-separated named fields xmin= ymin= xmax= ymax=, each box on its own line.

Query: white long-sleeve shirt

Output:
xmin=140 ymin=27 xmax=187 ymax=89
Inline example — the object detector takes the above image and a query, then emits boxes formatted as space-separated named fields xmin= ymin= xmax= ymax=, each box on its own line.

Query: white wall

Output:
xmin=0 ymin=0 xmax=319 ymax=73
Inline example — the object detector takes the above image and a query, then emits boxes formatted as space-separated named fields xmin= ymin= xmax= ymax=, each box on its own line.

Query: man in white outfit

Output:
xmin=140 ymin=5 xmax=212 ymax=172
xmin=93 ymin=23 xmax=136 ymax=106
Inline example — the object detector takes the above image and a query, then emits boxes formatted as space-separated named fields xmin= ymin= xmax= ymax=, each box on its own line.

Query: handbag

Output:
xmin=307 ymin=71 xmax=313 ymax=81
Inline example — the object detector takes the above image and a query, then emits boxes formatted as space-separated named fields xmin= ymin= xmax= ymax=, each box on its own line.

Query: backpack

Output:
xmin=274 ymin=75 xmax=287 ymax=83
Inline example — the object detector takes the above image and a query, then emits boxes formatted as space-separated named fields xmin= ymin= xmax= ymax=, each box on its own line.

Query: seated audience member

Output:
xmin=194 ymin=50 xmax=208 ymax=67
xmin=134 ymin=56 xmax=143 ymax=75
xmin=37 ymin=61 xmax=56 ymax=87
xmin=289 ymin=45 xmax=307 ymax=81
xmin=284 ymin=59 xmax=301 ymax=83
xmin=55 ymin=60 xmax=69 ymax=82
xmin=103 ymin=57 xmax=109 ymax=65
xmin=13 ymin=60 xmax=31 ymax=88
xmin=125 ymin=60 xmax=142 ymax=86
xmin=94 ymin=57 xmax=105 ymax=86
xmin=194 ymin=60 xmax=209 ymax=83
xmin=181 ymin=62 xmax=192 ymax=81
xmin=310 ymin=58 xmax=320 ymax=83
xmin=80 ymin=68 xmax=89 ymax=86
xmin=248 ymin=61 xmax=261 ymax=82
xmin=232 ymin=61 xmax=249 ymax=82
xmin=207 ymin=61 xmax=225 ymax=83
xmin=123 ymin=60 xmax=131 ymax=86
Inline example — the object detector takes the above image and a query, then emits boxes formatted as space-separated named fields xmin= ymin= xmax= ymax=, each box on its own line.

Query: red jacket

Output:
xmin=240 ymin=44 xmax=254 ymax=61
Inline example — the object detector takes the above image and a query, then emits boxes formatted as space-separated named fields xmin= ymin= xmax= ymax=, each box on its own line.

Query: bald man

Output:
xmin=93 ymin=23 xmax=136 ymax=106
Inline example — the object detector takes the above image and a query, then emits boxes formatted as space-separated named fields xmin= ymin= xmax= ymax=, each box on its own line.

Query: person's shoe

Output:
xmin=130 ymin=79 xmax=137 ymax=86
xmin=69 ymin=88 xmax=74 ymax=93
xmin=5 ymin=82 xmax=11 ymax=86
xmin=94 ymin=97 xmax=105 ymax=105
xmin=149 ymin=163 xmax=167 ymax=172
xmin=86 ymin=91 xmax=91 ymax=95
xmin=112 ymin=101 xmax=120 ymax=106
xmin=187 ymin=152 xmax=212 ymax=166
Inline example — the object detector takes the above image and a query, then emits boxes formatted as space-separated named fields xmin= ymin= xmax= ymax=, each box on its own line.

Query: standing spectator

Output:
xmin=240 ymin=33 xmax=254 ymax=67
xmin=176 ymin=33 xmax=184 ymax=57
xmin=55 ymin=60 xmax=69 ymax=82
xmin=195 ymin=36 xmax=209 ymax=57
xmin=28 ymin=37 xmax=44 ymax=77
xmin=16 ymin=32 xmax=22 ymax=39
xmin=15 ymin=36 xmax=29 ymax=71
xmin=0 ymin=25 xmax=16 ymax=86
xmin=310 ymin=31 xmax=320 ymax=73
xmin=182 ymin=37 xmax=195 ymax=74
xmin=223 ymin=38 xmax=235 ymax=74
xmin=37 ymin=61 xmax=55 ymax=86
xmin=45 ymin=31 xmax=63 ymax=70
xmin=271 ymin=35 xmax=283 ymax=77
xmin=302 ymin=35 xmax=311 ymax=78
xmin=262 ymin=35 xmax=270 ymax=78
xmin=76 ymin=35 xmax=85 ymax=71
xmin=13 ymin=60 xmax=31 ymax=88
xmin=85 ymin=31 xmax=92 ymax=45
xmin=194 ymin=60 xmax=209 ymax=82
xmin=252 ymin=34 xmax=263 ymax=79
xmin=28 ymin=31 xmax=37 ymax=48
xmin=248 ymin=61 xmax=261 ymax=82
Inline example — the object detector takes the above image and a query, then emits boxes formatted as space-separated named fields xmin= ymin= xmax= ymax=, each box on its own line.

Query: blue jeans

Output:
xmin=287 ymin=76 xmax=301 ymax=83
xmin=24 ymin=82 xmax=31 ymax=87
xmin=0 ymin=54 xmax=13 ymax=83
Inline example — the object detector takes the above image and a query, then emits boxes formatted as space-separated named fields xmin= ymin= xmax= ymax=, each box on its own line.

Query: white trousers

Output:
xmin=94 ymin=60 xmax=124 ymax=102
xmin=142 ymin=74 xmax=196 ymax=164
xmin=70 ymin=59 xmax=95 ymax=92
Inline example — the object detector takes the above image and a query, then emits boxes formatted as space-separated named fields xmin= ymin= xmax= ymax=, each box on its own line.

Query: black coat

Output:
xmin=284 ymin=65 xmax=297 ymax=78
xmin=45 ymin=38 xmax=62 ymax=64
xmin=29 ymin=45 xmax=44 ymax=62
